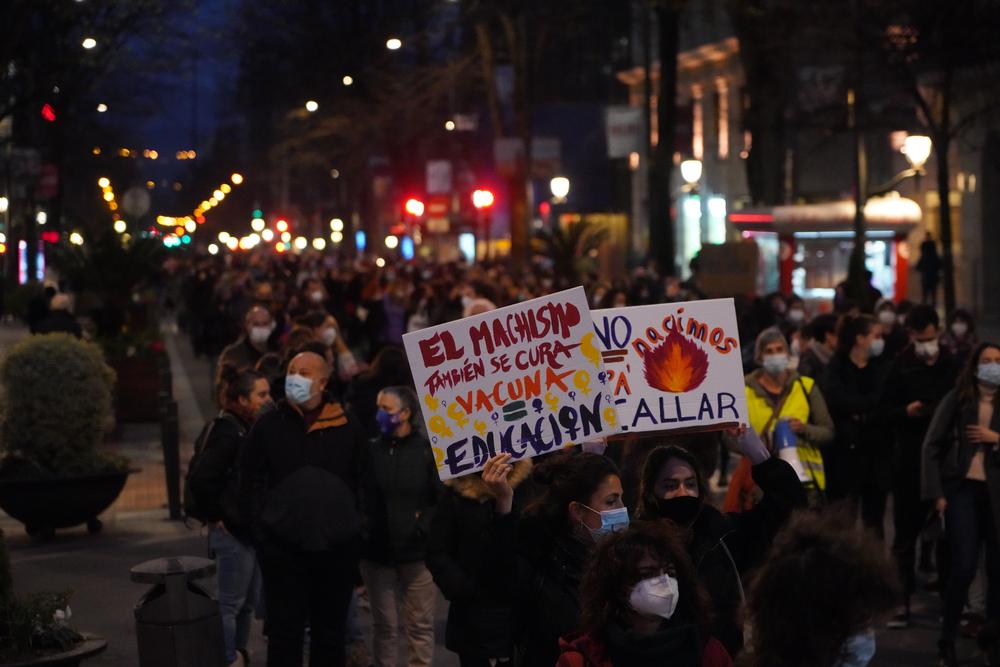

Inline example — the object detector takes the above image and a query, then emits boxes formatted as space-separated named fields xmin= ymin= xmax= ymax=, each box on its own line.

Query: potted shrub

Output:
xmin=0 ymin=530 xmax=107 ymax=665
xmin=0 ymin=334 xmax=130 ymax=539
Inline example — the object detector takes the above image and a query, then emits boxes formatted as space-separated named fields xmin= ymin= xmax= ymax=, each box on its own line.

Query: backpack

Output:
xmin=183 ymin=411 xmax=247 ymax=522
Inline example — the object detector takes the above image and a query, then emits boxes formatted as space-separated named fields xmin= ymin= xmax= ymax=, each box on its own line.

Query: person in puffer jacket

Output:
xmin=240 ymin=351 xmax=367 ymax=667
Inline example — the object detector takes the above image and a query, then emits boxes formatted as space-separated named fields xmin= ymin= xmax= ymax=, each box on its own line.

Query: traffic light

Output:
xmin=404 ymin=198 xmax=425 ymax=217
xmin=40 ymin=103 xmax=56 ymax=122
xmin=472 ymin=189 xmax=495 ymax=209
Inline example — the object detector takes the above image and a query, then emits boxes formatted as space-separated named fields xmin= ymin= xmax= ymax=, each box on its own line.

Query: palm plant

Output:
xmin=531 ymin=219 xmax=609 ymax=286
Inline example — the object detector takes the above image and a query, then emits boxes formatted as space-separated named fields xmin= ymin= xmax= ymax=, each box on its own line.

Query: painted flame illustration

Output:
xmin=642 ymin=329 xmax=709 ymax=393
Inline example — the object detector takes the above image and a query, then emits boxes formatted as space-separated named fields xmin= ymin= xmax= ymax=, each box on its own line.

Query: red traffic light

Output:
xmin=472 ymin=189 xmax=495 ymax=209
xmin=40 ymin=103 xmax=56 ymax=122
xmin=404 ymin=198 xmax=425 ymax=217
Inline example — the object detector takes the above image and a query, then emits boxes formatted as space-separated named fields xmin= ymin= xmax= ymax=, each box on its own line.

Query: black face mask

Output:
xmin=654 ymin=495 xmax=702 ymax=527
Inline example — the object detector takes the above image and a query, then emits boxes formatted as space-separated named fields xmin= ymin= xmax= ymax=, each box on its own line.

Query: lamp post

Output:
xmin=548 ymin=176 xmax=570 ymax=229
xmin=679 ymin=159 xmax=703 ymax=192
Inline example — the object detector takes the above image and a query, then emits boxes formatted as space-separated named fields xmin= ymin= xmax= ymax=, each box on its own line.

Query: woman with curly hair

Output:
xmin=557 ymin=520 xmax=732 ymax=667
xmin=740 ymin=509 xmax=899 ymax=667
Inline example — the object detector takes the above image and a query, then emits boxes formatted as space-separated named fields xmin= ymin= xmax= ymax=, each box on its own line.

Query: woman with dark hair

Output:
xmin=556 ymin=521 xmax=732 ymax=667
xmin=636 ymin=429 xmax=805 ymax=655
xmin=820 ymin=315 xmax=891 ymax=534
xmin=494 ymin=451 xmax=627 ymax=667
xmin=188 ymin=364 xmax=272 ymax=667
xmin=359 ymin=386 xmax=442 ymax=667
xmin=741 ymin=509 xmax=899 ymax=667
xmin=923 ymin=342 xmax=1000 ymax=667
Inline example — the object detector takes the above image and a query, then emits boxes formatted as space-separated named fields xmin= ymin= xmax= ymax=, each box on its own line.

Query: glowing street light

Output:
xmin=96 ymin=103 xmax=108 ymax=113
xmin=331 ymin=231 xmax=344 ymax=243
xmin=902 ymin=134 xmax=932 ymax=170
xmin=98 ymin=177 xmax=110 ymax=188
xmin=472 ymin=189 xmax=495 ymax=210
xmin=81 ymin=37 xmax=97 ymax=49
xmin=385 ymin=234 xmax=399 ymax=249
xmin=305 ymin=100 xmax=319 ymax=113
xmin=386 ymin=37 xmax=402 ymax=51
xmin=261 ymin=229 xmax=274 ymax=242
xmin=404 ymin=198 xmax=425 ymax=217
xmin=342 ymin=75 xmax=353 ymax=86
xmin=680 ymin=159 xmax=703 ymax=186
xmin=549 ymin=177 xmax=570 ymax=203
xmin=0 ymin=196 xmax=7 ymax=213
xmin=231 ymin=173 xmax=244 ymax=185
xmin=329 ymin=218 xmax=345 ymax=232
xmin=312 ymin=237 xmax=327 ymax=251
xmin=218 ymin=231 xmax=231 ymax=243
xmin=113 ymin=219 xmax=127 ymax=233
xmin=445 ymin=120 xmax=456 ymax=131
xmin=69 ymin=232 xmax=84 ymax=246
xmin=251 ymin=218 xmax=266 ymax=232
xmin=208 ymin=243 xmax=219 ymax=255
xmin=293 ymin=236 xmax=308 ymax=251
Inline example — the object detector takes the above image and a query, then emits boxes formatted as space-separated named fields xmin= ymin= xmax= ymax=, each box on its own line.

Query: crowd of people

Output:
xmin=171 ymin=249 xmax=995 ymax=667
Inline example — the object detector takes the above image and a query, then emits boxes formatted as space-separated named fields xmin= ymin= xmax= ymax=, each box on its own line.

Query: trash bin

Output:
xmin=131 ymin=556 xmax=225 ymax=666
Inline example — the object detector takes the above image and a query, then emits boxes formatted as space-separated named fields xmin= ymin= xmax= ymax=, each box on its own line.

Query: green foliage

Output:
xmin=531 ymin=220 xmax=610 ymax=284
xmin=0 ymin=589 xmax=81 ymax=660
xmin=0 ymin=334 xmax=121 ymax=478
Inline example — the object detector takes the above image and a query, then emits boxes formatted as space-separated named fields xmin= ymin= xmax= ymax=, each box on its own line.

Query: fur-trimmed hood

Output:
xmin=444 ymin=459 xmax=533 ymax=502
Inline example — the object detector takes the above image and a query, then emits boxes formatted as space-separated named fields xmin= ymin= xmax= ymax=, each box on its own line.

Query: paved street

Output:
xmin=0 ymin=320 xmax=980 ymax=665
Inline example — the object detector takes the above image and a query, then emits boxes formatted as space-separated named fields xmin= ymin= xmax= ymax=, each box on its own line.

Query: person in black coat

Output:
xmin=239 ymin=351 xmax=367 ymax=667
xmin=635 ymin=429 xmax=807 ymax=656
xmin=33 ymin=294 xmax=82 ymax=338
xmin=820 ymin=314 xmax=892 ymax=536
xmin=882 ymin=305 xmax=958 ymax=627
xmin=359 ymin=386 xmax=443 ymax=667
xmin=188 ymin=365 xmax=271 ymax=667
xmin=496 ymin=452 xmax=627 ymax=667
xmin=425 ymin=455 xmax=533 ymax=667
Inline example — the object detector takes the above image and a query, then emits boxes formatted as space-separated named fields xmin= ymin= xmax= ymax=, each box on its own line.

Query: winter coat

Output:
xmin=922 ymin=389 xmax=1000 ymax=538
xmin=504 ymin=515 xmax=591 ymax=667
xmin=239 ymin=399 xmax=367 ymax=553
xmin=820 ymin=355 xmax=892 ymax=495
xmin=425 ymin=460 xmax=533 ymax=659
xmin=34 ymin=310 xmax=82 ymax=338
xmin=360 ymin=430 xmax=443 ymax=565
xmin=556 ymin=626 xmax=732 ymax=667
xmin=884 ymin=348 xmax=958 ymax=458
xmin=186 ymin=410 xmax=251 ymax=539
xmin=656 ymin=458 xmax=806 ymax=655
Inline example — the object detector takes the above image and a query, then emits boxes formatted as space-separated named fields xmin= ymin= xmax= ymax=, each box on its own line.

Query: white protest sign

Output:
xmin=403 ymin=287 xmax=619 ymax=480
xmin=592 ymin=299 xmax=748 ymax=435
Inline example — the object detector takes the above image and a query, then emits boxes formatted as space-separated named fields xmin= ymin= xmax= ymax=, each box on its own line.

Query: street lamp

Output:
xmin=902 ymin=134 xmax=932 ymax=170
xmin=96 ymin=103 xmax=107 ymax=113
xmin=386 ymin=37 xmax=402 ymax=50
xmin=342 ymin=75 xmax=353 ymax=86
xmin=549 ymin=176 xmax=570 ymax=203
xmin=680 ymin=159 xmax=703 ymax=189
xmin=81 ymin=37 xmax=97 ymax=49
xmin=305 ymin=100 xmax=319 ymax=113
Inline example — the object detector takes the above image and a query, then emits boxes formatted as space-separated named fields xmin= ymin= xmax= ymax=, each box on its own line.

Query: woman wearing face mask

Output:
xmin=359 ymin=387 xmax=442 ymax=667
xmin=187 ymin=365 xmax=272 ymax=667
xmin=741 ymin=509 xmax=899 ymax=667
xmin=557 ymin=521 xmax=732 ymax=667
xmin=820 ymin=315 xmax=892 ymax=536
xmin=636 ymin=430 xmax=806 ymax=655
xmin=426 ymin=453 xmax=533 ymax=667
xmin=490 ymin=452 xmax=626 ymax=667
xmin=725 ymin=327 xmax=834 ymax=512
xmin=922 ymin=343 xmax=1000 ymax=667
xmin=297 ymin=311 xmax=362 ymax=383
xmin=941 ymin=308 xmax=979 ymax=367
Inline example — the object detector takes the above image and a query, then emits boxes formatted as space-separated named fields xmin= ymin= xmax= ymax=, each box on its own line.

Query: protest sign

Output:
xmin=403 ymin=287 xmax=619 ymax=480
xmin=592 ymin=299 xmax=749 ymax=435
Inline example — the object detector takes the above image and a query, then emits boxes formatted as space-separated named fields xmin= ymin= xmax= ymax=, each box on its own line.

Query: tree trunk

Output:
xmin=649 ymin=5 xmax=679 ymax=276
xmin=936 ymin=131 xmax=956 ymax=312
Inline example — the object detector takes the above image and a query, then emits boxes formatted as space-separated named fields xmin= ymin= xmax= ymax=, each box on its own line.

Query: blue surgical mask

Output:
xmin=869 ymin=339 xmax=885 ymax=358
xmin=375 ymin=409 xmax=400 ymax=436
xmin=762 ymin=353 xmax=790 ymax=376
xmin=581 ymin=504 xmax=629 ymax=542
xmin=837 ymin=629 xmax=876 ymax=667
xmin=285 ymin=374 xmax=313 ymax=405
xmin=978 ymin=362 xmax=1000 ymax=387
